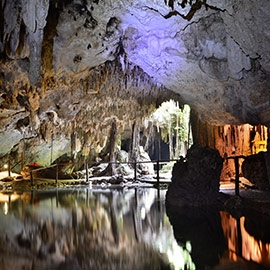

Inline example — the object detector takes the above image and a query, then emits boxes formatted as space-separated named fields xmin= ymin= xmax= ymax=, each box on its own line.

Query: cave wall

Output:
xmin=0 ymin=59 xmax=179 ymax=171
xmin=191 ymin=111 xmax=270 ymax=181
xmin=121 ymin=0 xmax=270 ymax=126
xmin=166 ymin=112 xmax=270 ymax=206
xmin=0 ymin=0 xmax=270 ymax=170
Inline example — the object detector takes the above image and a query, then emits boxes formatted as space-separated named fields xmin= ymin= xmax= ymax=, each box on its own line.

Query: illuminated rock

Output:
xmin=0 ymin=0 xmax=269 ymax=168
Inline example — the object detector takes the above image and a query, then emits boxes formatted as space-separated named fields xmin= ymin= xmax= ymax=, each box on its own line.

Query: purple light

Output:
xmin=121 ymin=7 xmax=188 ymax=85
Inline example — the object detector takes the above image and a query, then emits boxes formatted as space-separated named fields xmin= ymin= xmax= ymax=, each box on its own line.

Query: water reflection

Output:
xmin=221 ymin=211 xmax=270 ymax=268
xmin=0 ymin=188 xmax=193 ymax=270
xmin=167 ymin=204 xmax=270 ymax=269
xmin=0 ymin=188 xmax=270 ymax=269
xmin=166 ymin=205 xmax=226 ymax=269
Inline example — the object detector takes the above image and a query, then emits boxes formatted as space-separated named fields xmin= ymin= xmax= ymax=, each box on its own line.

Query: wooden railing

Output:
xmin=226 ymin=155 xmax=246 ymax=196
xmin=28 ymin=159 xmax=177 ymax=187
xmin=4 ymin=156 xmax=247 ymax=196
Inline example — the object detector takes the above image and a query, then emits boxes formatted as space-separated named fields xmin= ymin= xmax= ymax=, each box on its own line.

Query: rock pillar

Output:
xmin=166 ymin=143 xmax=223 ymax=207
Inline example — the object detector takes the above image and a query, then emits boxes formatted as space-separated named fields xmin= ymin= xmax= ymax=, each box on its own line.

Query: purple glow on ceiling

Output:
xmin=120 ymin=6 xmax=189 ymax=85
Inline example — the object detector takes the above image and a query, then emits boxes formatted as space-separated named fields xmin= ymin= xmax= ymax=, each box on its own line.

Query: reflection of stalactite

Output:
xmin=132 ymin=206 xmax=142 ymax=243
xmin=109 ymin=202 xmax=119 ymax=246
xmin=221 ymin=211 xmax=270 ymax=267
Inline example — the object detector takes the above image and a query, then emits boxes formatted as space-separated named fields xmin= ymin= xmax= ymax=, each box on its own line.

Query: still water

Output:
xmin=0 ymin=187 xmax=270 ymax=269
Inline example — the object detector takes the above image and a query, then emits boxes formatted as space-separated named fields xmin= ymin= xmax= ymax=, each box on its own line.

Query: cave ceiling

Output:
xmin=0 ymin=0 xmax=270 ymax=159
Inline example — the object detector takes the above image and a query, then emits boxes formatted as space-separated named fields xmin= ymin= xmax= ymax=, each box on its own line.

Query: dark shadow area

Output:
xmin=166 ymin=143 xmax=223 ymax=207
xmin=166 ymin=204 xmax=226 ymax=269
xmin=244 ymin=209 xmax=270 ymax=243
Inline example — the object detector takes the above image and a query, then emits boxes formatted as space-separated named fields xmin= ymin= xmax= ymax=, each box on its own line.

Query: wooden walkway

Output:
xmin=1 ymin=156 xmax=249 ymax=196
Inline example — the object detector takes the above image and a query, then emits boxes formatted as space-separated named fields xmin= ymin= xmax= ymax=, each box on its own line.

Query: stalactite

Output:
xmin=0 ymin=43 xmax=181 ymax=165
xmin=191 ymin=111 xmax=269 ymax=182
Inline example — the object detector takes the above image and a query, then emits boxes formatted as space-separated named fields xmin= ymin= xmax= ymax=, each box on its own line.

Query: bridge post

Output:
xmin=30 ymin=171 xmax=34 ymax=187
xmin=156 ymin=160 xmax=160 ymax=186
xmin=56 ymin=165 xmax=58 ymax=185
xmin=234 ymin=157 xmax=240 ymax=196
xmin=85 ymin=161 xmax=89 ymax=182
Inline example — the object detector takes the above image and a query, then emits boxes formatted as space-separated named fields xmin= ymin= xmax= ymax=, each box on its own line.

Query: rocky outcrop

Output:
xmin=242 ymin=151 xmax=270 ymax=190
xmin=0 ymin=0 xmax=270 ymax=167
xmin=0 ymin=59 xmax=179 ymax=169
xmin=166 ymin=143 xmax=223 ymax=206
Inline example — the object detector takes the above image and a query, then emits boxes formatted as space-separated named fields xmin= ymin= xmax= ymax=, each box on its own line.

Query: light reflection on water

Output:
xmin=0 ymin=188 xmax=270 ymax=269
xmin=0 ymin=188 xmax=194 ymax=270
xmin=220 ymin=211 xmax=270 ymax=268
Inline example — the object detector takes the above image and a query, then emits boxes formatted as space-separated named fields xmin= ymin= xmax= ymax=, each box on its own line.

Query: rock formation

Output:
xmin=242 ymin=151 xmax=270 ymax=190
xmin=166 ymin=143 xmax=224 ymax=206
xmin=0 ymin=0 xmax=270 ymax=172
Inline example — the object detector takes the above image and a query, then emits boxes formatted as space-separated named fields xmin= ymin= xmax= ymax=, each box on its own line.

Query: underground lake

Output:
xmin=0 ymin=187 xmax=270 ymax=270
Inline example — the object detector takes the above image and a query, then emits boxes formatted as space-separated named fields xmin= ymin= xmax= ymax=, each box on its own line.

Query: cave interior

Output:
xmin=0 ymin=1 xmax=270 ymax=201
xmin=1 ymin=1 xmax=270 ymax=269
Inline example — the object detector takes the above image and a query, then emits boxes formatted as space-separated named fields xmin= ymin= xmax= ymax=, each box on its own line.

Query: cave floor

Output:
xmin=220 ymin=181 xmax=270 ymax=216
xmin=220 ymin=180 xmax=270 ymax=202
xmin=0 ymin=170 xmax=171 ymax=193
